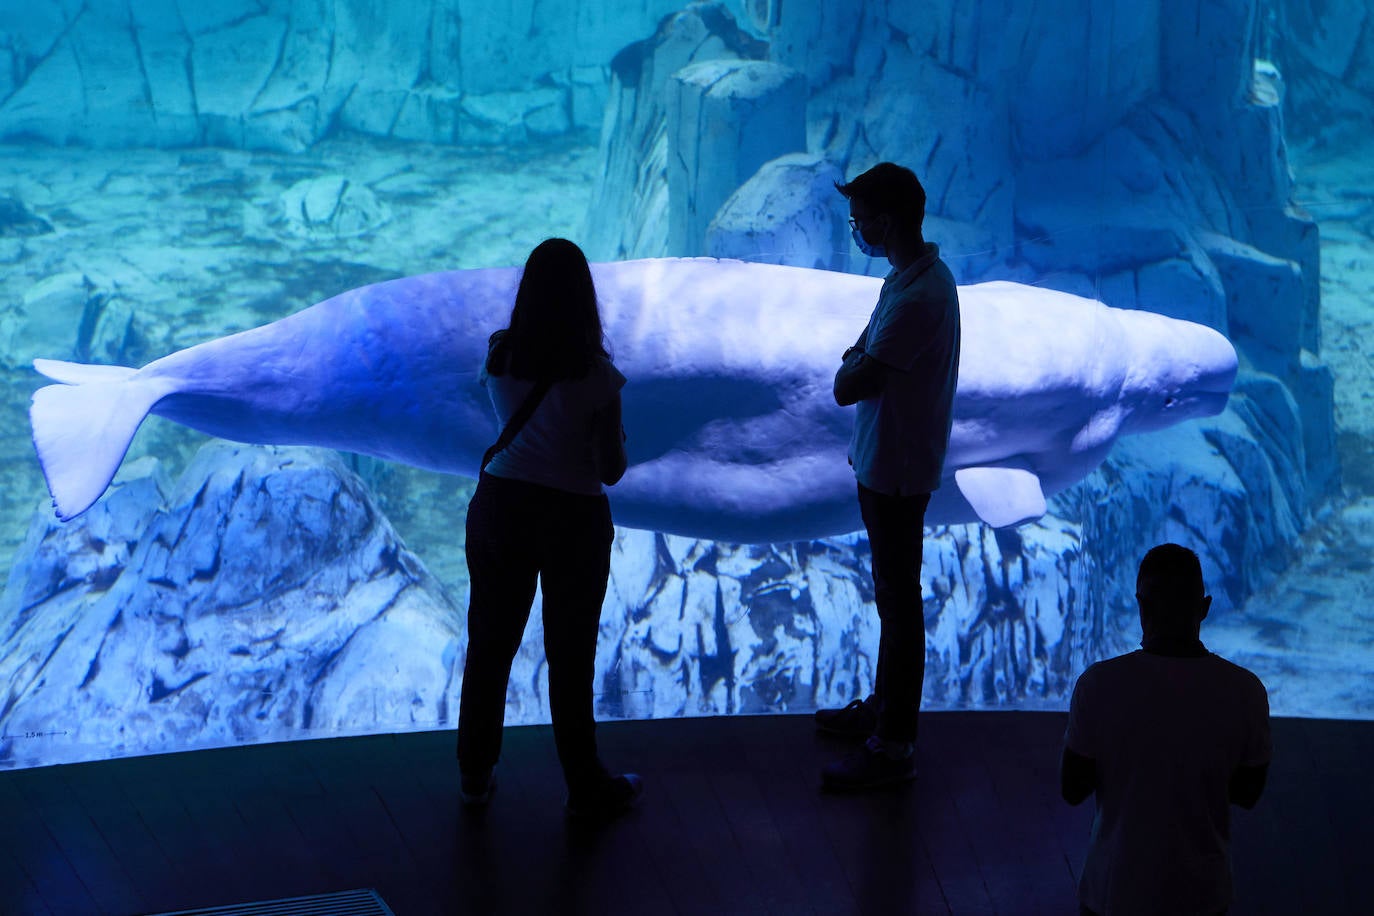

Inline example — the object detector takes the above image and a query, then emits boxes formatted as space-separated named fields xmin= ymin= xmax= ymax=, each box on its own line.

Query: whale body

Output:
xmin=29 ymin=258 xmax=1238 ymax=542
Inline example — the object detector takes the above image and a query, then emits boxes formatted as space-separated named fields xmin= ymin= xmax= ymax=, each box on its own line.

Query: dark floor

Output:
xmin=1 ymin=712 xmax=1370 ymax=916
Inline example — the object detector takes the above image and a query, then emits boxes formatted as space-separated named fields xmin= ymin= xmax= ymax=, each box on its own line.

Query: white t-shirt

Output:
xmin=482 ymin=355 xmax=625 ymax=496
xmin=1065 ymin=649 xmax=1271 ymax=916
xmin=850 ymin=242 xmax=961 ymax=496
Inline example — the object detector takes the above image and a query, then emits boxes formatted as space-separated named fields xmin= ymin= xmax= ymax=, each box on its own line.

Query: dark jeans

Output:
xmin=858 ymin=482 xmax=931 ymax=745
xmin=456 ymin=472 xmax=614 ymax=792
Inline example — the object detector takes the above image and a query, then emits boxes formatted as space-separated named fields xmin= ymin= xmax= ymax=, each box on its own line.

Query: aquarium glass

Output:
xmin=0 ymin=0 xmax=1370 ymax=769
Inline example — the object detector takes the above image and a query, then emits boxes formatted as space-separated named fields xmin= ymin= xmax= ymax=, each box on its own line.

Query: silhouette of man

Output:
xmin=816 ymin=162 xmax=962 ymax=790
xmin=1062 ymin=543 xmax=1271 ymax=915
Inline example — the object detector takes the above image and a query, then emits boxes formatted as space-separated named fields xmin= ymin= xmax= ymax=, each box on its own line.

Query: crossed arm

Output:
xmin=834 ymin=344 xmax=887 ymax=406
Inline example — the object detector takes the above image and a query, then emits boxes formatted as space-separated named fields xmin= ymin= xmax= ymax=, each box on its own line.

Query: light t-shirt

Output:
xmin=849 ymin=242 xmax=961 ymax=496
xmin=482 ymin=355 xmax=626 ymax=496
xmin=1065 ymin=649 xmax=1272 ymax=916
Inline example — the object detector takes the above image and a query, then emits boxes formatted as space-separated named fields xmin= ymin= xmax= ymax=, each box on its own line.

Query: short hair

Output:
xmin=1136 ymin=543 xmax=1205 ymax=624
xmin=835 ymin=162 xmax=926 ymax=234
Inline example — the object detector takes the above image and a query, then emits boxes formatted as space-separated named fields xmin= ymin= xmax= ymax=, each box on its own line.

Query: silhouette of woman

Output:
xmin=456 ymin=238 xmax=640 ymax=817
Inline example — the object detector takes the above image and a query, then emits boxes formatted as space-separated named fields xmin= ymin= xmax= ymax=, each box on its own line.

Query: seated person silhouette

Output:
xmin=1062 ymin=543 xmax=1271 ymax=916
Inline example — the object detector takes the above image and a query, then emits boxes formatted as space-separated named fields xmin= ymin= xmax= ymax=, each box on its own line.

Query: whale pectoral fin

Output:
xmin=954 ymin=466 xmax=1047 ymax=528
xmin=30 ymin=369 xmax=167 ymax=521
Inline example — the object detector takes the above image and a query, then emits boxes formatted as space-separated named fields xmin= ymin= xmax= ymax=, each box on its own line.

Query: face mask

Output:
xmin=851 ymin=221 xmax=887 ymax=260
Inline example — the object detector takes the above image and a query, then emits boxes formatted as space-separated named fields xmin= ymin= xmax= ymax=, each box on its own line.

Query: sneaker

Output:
xmin=821 ymin=736 xmax=917 ymax=791
xmin=566 ymin=773 xmax=644 ymax=819
xmin=814 ymin=695 xmax=879 ymax=739
xmin=460 ymin=768 xmax=497 ymax=806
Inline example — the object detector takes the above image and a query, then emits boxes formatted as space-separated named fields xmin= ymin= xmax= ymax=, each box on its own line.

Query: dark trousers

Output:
xmin=456 ymin=472 xmax=614 ymax=792
xmin=858 ymin=482 xmax=931 ymax=745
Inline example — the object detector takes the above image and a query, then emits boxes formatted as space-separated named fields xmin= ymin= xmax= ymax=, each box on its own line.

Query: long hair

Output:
xmin=487 ymin=238 xmax=609 ymax=381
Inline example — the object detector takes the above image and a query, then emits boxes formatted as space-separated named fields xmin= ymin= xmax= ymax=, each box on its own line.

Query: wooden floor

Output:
xmin=2 ymin=712 xmax=1370 ymax=916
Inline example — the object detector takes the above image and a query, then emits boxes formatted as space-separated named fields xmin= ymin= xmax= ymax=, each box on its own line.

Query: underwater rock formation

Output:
xmin=587 ymin=0 xmax=1334 ymax=602
xmin=277 ymin=175 xmax=392 ymax=241
xmin=0 ymin=433 xmax=1248 ymax=767
xmin=0 ymin=0 xmax=703 ymax=151
xmin=666 ymin=59 xmax=806 ymax=255
xmin=595 ymin=402 xmax=1276 ymax=720
xmin=705 ymin=152 xmax=848 ymax=271
xmin=0 ymin=196 xmax=51 ymax=238
xmin=1 ymin=269 xmax=141 ymax=370
xmin=1272 ymin=0 xmax=1374 ymax=142
xmin=0 ymin=444 xmax=462 ymax=768
xmin=584 ymin=1 xmax=767 ymax=260
xmin=598 ymin=521 xmax=1084 ymax=719
xmin=592 ymin=0 xmax=1335 ymax=478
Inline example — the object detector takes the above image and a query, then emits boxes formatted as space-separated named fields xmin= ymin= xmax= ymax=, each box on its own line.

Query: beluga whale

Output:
xmin=29 ymin=258 xmax=1238 ymax=542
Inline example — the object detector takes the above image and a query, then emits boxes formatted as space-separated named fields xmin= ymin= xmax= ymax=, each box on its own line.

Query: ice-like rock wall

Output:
xmin=604 ymin=2 xmax=1332 ymax=463
xmin=0 ymin=0 xmax=742 ymax=151
xmin=604 ymin=1 xmax=1331 ymax=463
xmin=0 ymin=436 xmax=1088 ymax=762
xmin=0 ymin=444 xmax=464 ymax=768
xmin=0 ymin=391 xmax=1304 ymax=768
xmin=582 ymin=3 xmax=768 ymax=260
xmin=581 ymin=0 xmax=1340 ymax=688
xmin=1270 ymin=0 xmax=1374 ymax=142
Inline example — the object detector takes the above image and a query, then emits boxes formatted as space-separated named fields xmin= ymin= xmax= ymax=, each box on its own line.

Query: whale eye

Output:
xmin=1164 ymin=396 xmax=1178 ymax=408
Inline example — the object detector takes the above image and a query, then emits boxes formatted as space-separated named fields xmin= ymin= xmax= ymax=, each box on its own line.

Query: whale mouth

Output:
xmin=1128 ymin=387 xmax=1232 ymax=435
xmin=1190 ymin=389 xmax=1231 ymax=417
xmin=1149 ymin=389 xmax=1231 ymax=428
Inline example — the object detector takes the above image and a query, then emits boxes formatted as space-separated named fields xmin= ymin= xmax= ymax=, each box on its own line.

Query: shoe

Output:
xmin=821 ymin=736 xmax=917 ymax=791
xmin=814 ymin=695 xmax=879 ymax=739
xmin=566 ymin=773 xmax=644 ymax=819
xmin=460 ymin=768 xmax=497 ymax=806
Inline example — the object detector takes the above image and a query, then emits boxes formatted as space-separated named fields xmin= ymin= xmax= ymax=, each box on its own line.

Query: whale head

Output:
xmin=1116 ymin=311 xmax=1239 ymax=435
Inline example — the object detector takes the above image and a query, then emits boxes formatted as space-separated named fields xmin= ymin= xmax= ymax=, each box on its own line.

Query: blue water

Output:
xmin=0 ymin=0 xmax=1369 ymax=769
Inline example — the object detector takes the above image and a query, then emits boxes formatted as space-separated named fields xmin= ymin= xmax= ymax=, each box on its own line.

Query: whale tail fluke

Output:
xmin=30 ymin=360 xmax=167 ymax=521
xmin=33 ymin=358 xmax=139 ymax=386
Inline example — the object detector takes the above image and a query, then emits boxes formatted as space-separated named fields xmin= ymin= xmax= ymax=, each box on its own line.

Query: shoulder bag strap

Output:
xmin=481 ymin=377 xmax=554 ymax=471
